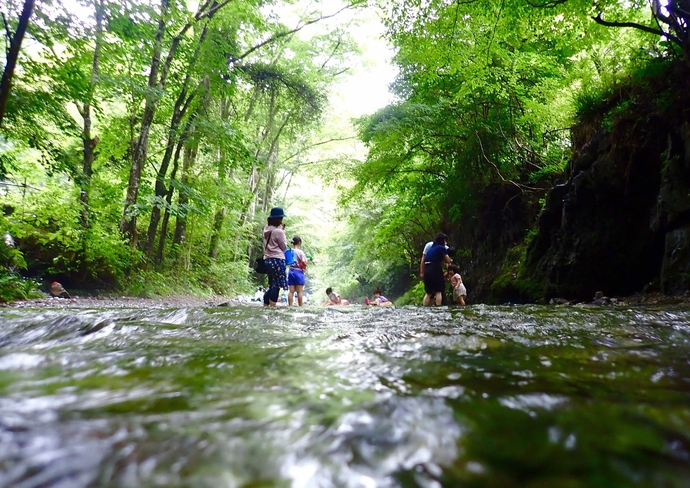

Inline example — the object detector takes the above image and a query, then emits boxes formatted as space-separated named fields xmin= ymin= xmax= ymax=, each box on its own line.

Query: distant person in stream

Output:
xmin=420 ymin=232 xmax=454 ymax=305
xmin=423 ymin=233 xmax=452 ymax=306
xmin=288 ymin=236 xmax=309 ymax=306
xmin=365 ymin=288 xmax=393 ymax=306
xmin=253 ymin=286 xmax=264 ymax=302
xmin=446 ymin=265 xmax=467 ymax=306
xmin=262 ymin=207 xmax=288 ymax=307
xmin=323 ymin=287 xmax=349 ymax=306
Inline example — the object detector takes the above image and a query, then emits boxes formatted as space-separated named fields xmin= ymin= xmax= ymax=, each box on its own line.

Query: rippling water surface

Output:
xmin=1 ymin=303 xmax=689 ymax=487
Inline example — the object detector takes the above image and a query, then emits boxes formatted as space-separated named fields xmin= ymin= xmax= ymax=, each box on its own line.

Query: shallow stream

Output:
xmin=0 ymin=303 xmax=689 ymax=487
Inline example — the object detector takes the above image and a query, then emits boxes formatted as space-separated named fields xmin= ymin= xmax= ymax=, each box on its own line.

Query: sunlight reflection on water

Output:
xmin=0 ymin=304 xmax=689 ymax=487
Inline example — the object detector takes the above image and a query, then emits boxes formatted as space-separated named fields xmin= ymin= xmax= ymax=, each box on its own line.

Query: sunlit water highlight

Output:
xmin=0 ymin=304 xmax=689 ymax=487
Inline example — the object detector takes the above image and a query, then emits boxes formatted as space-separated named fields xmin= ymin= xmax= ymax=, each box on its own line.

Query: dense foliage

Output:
xmin=1 ymin=0 xmax=363 ymax=298
xmin=327 ymin=0 xmax=684 ymax=303
xmin=2 ymin=0 xmax=688 ymax=302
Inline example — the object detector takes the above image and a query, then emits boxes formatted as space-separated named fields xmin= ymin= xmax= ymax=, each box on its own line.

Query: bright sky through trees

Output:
xmin=278 ymin=4 xmax=397 ymax=297
xmin=331 ymin=13 xmax=397 ymax=117
xmin=263 ymin=0 xmax=397 ymax=117
xmin=59 ymin=0 xmax=397 ymax=116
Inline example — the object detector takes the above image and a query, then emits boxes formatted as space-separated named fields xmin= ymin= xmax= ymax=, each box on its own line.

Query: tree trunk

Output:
xmin=237 ymin=92 xmax=278 ymax=227
xmin=143 ymin=21 xmax=210 ymax=257
xmin=155 ymin=138 xmax=184 ymax=266
xmin=120 ymin=0 xmax=170 ymax=244
xmin=260 ymin=115 xmax=290 ymax=212
xmin=208 ymin=96 xmax=231 ymax=259
xmin=80 ymin=0 xmax=104 ymax=230
xmin=119 ymin=0 xmax=231 ymax=245
xmin=263 ymin=170 xmax=276 ymax=213
xmin=0 ymin=0 xmax=35 ymax=128
xmin=172 ymin=139 xmax=198 ymax=248
xmin=172 ymin=75 xmax=210 ymax=253
xmin=143 ymin=92 xmax=193 ymax=258
xmin=208 ymin=206 xmax=226 ymax=259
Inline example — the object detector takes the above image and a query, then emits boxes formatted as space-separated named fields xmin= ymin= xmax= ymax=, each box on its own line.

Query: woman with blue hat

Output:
xmin=262 ymin=207 xmax=288 ymax=306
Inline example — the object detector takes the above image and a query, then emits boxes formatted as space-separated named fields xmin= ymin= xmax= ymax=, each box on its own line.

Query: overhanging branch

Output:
xmin=234 ymin=5 xmax=354 ymax=62
xmin=592 ymin=12 xmax=682 ymax=46
xmin=279 ymin=136 xmax=357 ymax=165
xmin=525 ymin=0 xmax=568 ymax=7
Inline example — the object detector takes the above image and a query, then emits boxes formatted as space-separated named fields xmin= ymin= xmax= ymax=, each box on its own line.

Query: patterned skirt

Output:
xmin=266 ymin=258 xmax=288 ymax=290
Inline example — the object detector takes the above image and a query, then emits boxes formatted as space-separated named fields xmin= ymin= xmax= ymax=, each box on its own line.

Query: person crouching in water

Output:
xmin=423 ymin=233 xmax=452 ymax=306
xmin=365 ymin=288 xmax=393 ymax=306
xmin=324 ymin=287 xmax=350 ymax=306
xmin=446 ymin=265 xmax=467 ymax=306
xmin=288 ymin=236 xmax=309 ymax=306
xmin=263 ymin=207 xmax=288 ymax=306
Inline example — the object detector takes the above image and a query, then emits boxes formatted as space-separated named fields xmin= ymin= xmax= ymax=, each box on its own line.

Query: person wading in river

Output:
xmin=287 ymin=235 xmax=308 ymax=306
xmin=423 ymin=233 xmax=452 ymax=306
xmin=262 ymin=207 xmax=288 ymax=307
xmin=421 ymin=232 xmax=451 ymax=305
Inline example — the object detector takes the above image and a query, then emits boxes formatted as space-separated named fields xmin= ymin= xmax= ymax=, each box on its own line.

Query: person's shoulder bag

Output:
xmin=253 ymin=230 xmax=273 ymax=274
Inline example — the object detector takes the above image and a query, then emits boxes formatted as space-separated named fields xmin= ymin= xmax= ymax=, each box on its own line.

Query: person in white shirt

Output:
xmin=323 ymin=287 xmax=350 ymax=306
xmin=446 ymin=265 xmax=467 ymax=306
xmin=253 ymin=286 xmax=264 ymax=301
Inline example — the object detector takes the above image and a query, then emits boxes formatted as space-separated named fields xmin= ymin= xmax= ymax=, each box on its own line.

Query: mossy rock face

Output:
xmin=525 ymin=136 xmax=665 ymax=300
xmin=661 ymin=226 xmax=690 ymax=295
xmin=489 ymin=242 xmax=545 ymax=304
xmin=449 ymin=184 xmax=543 ymax=304
xmin=489 ymin=273 xmax=545 ymax=304
xmin=524 ymin=61 xmax=690 ymax=301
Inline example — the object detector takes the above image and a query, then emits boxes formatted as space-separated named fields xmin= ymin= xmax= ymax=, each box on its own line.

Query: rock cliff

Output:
xmin=524 ymin=61 xmax=690 ymax=300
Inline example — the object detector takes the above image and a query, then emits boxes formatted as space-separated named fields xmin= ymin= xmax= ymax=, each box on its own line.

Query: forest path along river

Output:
xmin=1 ymin=302 xmax=689 ymax=487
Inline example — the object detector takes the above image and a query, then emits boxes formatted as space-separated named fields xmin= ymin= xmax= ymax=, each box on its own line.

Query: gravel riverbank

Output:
xmin=3 ymin=295 xmax=252 ymax=309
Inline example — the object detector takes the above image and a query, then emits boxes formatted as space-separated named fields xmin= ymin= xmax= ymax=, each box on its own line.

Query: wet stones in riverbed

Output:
xmin=543 ymin=292 xmax=620 ymax=305
xmin=592 ymin=290 xmax=611 ymax=305
xmin=50 ymin=281 xmax=71 ymax=298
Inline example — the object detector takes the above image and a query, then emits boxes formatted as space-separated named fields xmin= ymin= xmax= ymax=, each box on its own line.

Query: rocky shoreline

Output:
xmin=542 ymin=291 xmax=690 ymax=306
xmin=2 ymin=294 xmax=246 ymax=309
xmin=3 ymin=291 xmax=690 ymax=309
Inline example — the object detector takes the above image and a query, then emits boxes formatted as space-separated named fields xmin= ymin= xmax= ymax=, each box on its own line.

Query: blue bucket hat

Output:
xmin=269 ymin=207 xmax=286 ymax=219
